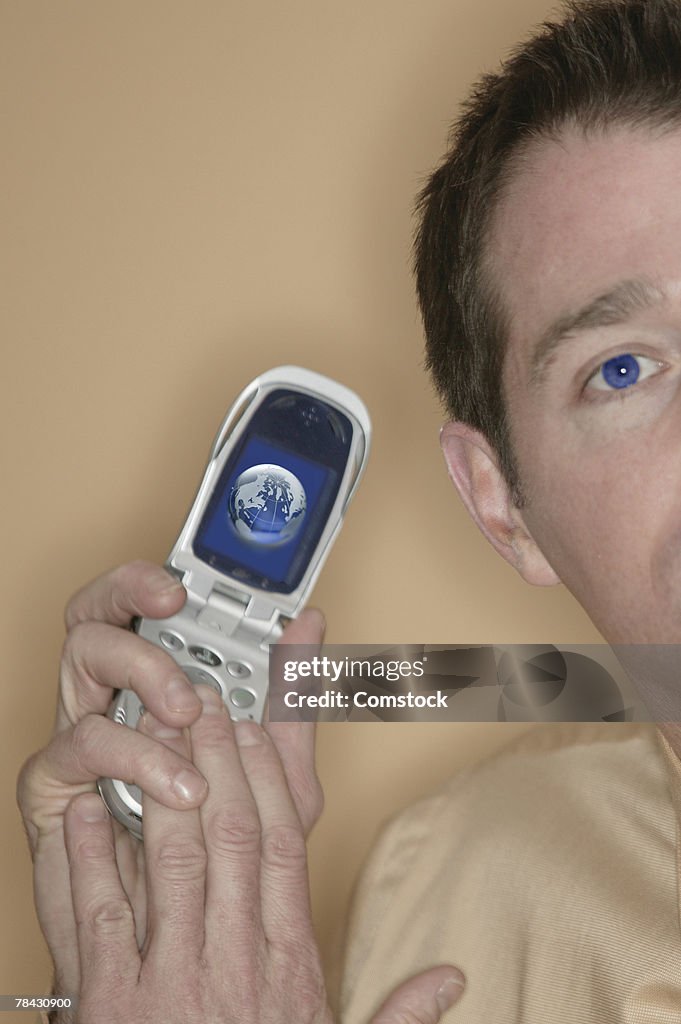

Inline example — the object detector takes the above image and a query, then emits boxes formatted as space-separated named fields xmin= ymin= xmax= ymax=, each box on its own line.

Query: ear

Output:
xmin=440 ymin=421 xmax=561 ymax=587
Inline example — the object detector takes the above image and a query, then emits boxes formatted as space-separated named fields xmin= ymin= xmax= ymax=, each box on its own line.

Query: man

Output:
xmin=18 ymin=0 xmax=681 ymax=1020
xmin=343 ymin=1 xmax=681 ymax=1020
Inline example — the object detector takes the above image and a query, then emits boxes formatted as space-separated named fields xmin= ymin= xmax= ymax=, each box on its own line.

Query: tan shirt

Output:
xmin=341 ymin=723 xmax=681 ymax=1024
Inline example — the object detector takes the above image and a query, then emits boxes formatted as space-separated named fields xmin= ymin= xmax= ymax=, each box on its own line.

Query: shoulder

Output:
xmin=375 ymin=722 xmax=663 ymax=866
xmin=341 ymin=723 xmax=671 ymax=1022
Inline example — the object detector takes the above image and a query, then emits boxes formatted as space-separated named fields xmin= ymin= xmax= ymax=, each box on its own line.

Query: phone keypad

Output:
xmin=159 ymin=630 xmax=184 ymax=651
xmin=189 ymin=645 xmax=222 ymax=667
xmin=226 ymin=660 xmax=252 ymax=679
xmin=228 ymin=687 xmax=256 ymax=709
xmin=182 ymin=665 xmax=223 ymax=694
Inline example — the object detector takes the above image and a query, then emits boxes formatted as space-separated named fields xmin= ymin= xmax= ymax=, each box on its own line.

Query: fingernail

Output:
xmin=235 ymin=721 xmax=264 ymax=747
xmin=173 ymin=769 xmax=208 ymax=803
xmin=74 ymin=794 xmax=108 ymax=823
xmin=166 ymin=677 xmax=201 ymax=713
xmin=195 ymin=684 xmax=225 ymax=714
xmin=142 ymin=711 xmax=184 ymax=739
xmin=435 ymin=974 xmax=465 ymax=1014
xmin=147 ymin=572 xmax=183 ymax=595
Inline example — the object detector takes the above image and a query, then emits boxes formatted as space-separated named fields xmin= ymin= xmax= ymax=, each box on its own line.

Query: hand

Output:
xmin=17 ymin=562 xmax=213 ymax=995
xmin=62 ymin=682 xmax=466 ymax=1023
xmin=18 ymin=559 xmax=329 ymax=1002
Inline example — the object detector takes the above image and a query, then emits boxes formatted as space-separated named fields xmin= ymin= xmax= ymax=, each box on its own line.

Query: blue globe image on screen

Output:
xmin=228 ymin=464 xmax=307 ymax=545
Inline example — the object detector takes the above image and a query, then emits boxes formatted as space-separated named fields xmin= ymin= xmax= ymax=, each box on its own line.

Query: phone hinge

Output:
xmin=196 ymin=590 xmax=283 ymax=650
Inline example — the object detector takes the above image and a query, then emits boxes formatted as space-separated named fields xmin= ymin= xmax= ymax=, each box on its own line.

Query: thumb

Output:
xmin=370 ymin=966 xmax=466 ymax=1024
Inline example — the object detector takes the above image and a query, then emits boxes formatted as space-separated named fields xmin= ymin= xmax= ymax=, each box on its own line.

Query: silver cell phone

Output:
xmin=97 ymin=366 xmax=371 ymax=839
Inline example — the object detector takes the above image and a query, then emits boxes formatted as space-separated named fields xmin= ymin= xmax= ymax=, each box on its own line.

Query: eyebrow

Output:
xmin=529 ymin=277 xmax=666 ymax=387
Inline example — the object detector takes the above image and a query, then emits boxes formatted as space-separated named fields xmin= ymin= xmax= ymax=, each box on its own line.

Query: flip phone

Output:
xmin=97 ymin=366 xmax=371 ymax=838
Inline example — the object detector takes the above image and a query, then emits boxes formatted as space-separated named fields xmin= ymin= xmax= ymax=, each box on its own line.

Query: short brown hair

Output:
xmin=415 ymin=0 xmax=681 ymax=500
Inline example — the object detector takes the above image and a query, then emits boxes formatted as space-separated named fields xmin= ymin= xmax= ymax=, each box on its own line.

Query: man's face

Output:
xmin=487 ymin=123 xmax=681 ymax=643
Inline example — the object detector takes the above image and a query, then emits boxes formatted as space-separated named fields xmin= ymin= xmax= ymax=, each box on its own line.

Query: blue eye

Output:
xmin=586 ymin=353 xmax=664 ymax=392
xmin=601 ymin=353 xmax=639 ymax=388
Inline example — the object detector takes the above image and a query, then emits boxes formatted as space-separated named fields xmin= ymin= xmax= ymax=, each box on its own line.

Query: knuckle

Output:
xmin=153 ymin=839 xmax=207 ymax=880
xmin=75 ymin=835 xmax=115 ymax=863
xmin=195 ymin=709 xmax=231 ymax=741
xmin=61 ymin=620 xmax=89 ymax=668
xmin=261 ymin=823 xmax=307 ymax=870
xmin=64 ymin=561 xmax=155 ymax=632
xmin=83 ymin=896 xmax=134 ymax=937
xmin=305 ymin=777 xmax=325 ymax=825
xmin=205 ymin=805 xmax=261 ymax=856
xmin=139 ymin=744 xmax=179 ymax=784
xmin=71 ymin=713 xmax=103 ymax=771
xmin=64 ymin=586 xmax=86 ymax=631
xmin=145 ymin=747 xmax=192 ymax=790
xmin=16 ymin=751 xmax=39 ymax=801
xmin=114 ymin=559 xmax=159 ymax=606
xmin=129 ymin=643 xmax=167 ymax=689
xmin=271 ymin=947 xmax=326 ymax=1010
xmin=290 ymin=769 xmax=325 ymax=831
xmin=111 ymin=560 xmax=146 ymax=594
xmin=16 ymin=753 xmax=43 ymax=839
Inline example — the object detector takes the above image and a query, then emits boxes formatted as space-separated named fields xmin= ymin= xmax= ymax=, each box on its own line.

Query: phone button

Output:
xmin=189 ymin=645 xmax=222 ymax=667
xmin=229 ymin=687 xmax=256 ymax=709
xmin=159 ymin=630 xmax=184 ymax=651
xmin=226 ymin=660 xmax=252 ymax=679
xmin=182 ymin=666 xmax=223 ymax=694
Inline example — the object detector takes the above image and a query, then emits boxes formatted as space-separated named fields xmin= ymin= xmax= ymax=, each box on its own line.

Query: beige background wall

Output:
xmin=2 ymin=1 xmax=602 ymax=1017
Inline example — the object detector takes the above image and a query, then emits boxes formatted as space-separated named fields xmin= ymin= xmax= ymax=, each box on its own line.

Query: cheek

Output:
xmin=523 ymin=463 xmax=633 ymax=582
xmin=649 ymin=519 xmax=681 ymax=605
xmin=504 ymin=359 xmax=681 ymax=638
xmin=516 ymin=444 xmax=681 ymax=639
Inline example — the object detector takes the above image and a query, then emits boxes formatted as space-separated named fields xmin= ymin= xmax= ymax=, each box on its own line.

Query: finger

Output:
xmin=111 ymin=817 xmax=148 ymax=950
xmin=370 ymin=967 xmax=466 ymax=1024
xmin=17 ymin=708 xmax=201 ymax=990
xmin=138 ymin=712 xmax=206 ymax=969
xmin=264 ymin=718 xmax=323 ymax=836
xmin=266 ymin=608 xmax=326 ymax=834
xmin=188 ymin=686 xmax=264 ymax=959
xmin=232 ymin=719 xmax=315 ymax=949
xmin=31 ymin=822 xmax=81 ymax=994
xmin=63 ymin=793 xmax=140 ymax=995
xmin=276 ymin=606 xmax=326 ymax=647
xmin=58 ymin=620 xmax=202 ymax=729
xmin=19 ymin=714 xmax=207 ymax=842
xmin=64 ymin=560 xmax=185 ymax=631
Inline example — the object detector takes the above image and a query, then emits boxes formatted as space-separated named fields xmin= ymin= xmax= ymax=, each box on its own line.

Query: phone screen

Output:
xmin=193 ymin=390 xmax=352 ymax=593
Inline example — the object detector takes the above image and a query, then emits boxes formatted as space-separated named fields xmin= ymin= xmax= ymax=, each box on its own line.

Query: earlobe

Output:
xmin=439 ymin=421 xmax=561 ymax=587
